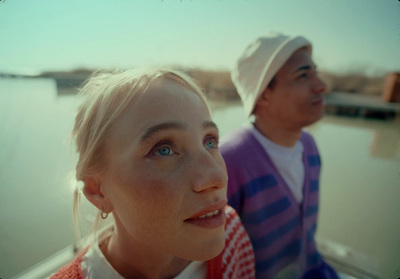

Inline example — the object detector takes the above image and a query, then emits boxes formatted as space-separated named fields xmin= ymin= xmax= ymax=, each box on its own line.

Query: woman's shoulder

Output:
xmin=222 ymin=205 xmax=255 ymax=278
xmin=50 ymin=247 xmax=89 ymax=279
xmin=224 ymin=205 xmax=253 ymax=254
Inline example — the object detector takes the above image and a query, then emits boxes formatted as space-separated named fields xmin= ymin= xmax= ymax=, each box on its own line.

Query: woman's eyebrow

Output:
xmin=140 ymin=120 xmax=219 ymax=143
xmin=203 ymin=120 xmax=219 ymax=133
xmin=140 ymin=122 xmax=187 ymax=142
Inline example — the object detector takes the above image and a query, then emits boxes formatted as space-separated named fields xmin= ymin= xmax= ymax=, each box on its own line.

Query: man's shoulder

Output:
xmin=301 ymin=130 xmax=318 ymax=145
xmin=301 ymin=129 xmax=313 ymax=139
xmin=220 ymin=126 xmax=255 ymax=154
xmin=301 ymin=130 xmax=321 ymax=162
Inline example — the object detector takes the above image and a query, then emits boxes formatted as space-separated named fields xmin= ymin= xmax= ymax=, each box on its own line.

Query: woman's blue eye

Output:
xmin=205 ymin=139 xmax=216 ymax=149
xmin=157 ymin=147 xmax=173 ymax=156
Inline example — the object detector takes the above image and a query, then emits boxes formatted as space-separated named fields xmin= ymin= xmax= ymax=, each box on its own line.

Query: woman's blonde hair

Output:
xmin=71 ymin=68 xmax=209 ymax=244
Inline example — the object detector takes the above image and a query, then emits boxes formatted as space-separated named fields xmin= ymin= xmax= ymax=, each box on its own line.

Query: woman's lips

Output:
xmin=198 ymin=209 xmax=220 ymax=219
xmin=185 ymin=208 xmax=226 ymax=228
xmin=185 ymin=200 xmax=227 ymax=228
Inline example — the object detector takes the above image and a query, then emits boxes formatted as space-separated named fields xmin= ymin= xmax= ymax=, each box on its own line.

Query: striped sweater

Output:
xmin=51 ymin=205 xmax=255 ymax=279
xmin=221 ymin=127 xmax=337 ymax=279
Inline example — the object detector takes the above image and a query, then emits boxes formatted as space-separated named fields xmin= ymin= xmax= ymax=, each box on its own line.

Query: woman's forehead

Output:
xmin=138 ymin=78 xmax=208 ymax=116
xmin=109 ymin=78 xmax=211 ymax=140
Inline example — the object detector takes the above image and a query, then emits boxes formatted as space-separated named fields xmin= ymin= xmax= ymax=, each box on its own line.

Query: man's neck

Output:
xmin=253 ymin=119 xmax=302 ymax=147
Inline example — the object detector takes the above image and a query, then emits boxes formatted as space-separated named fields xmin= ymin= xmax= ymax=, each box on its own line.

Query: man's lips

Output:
xmin=311 ymin=97 xmax=324 ymax=106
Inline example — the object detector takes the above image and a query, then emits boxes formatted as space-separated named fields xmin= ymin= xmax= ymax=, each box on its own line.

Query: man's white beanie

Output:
xmin=231 ymin=32 xmax=312 ymax=117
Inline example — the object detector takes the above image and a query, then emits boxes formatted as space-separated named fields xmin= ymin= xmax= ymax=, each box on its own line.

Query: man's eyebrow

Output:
xmin=293 ymin=64 xmax=316 ymax=73
xmin=140 ymin=122 xmax=187 ymax=142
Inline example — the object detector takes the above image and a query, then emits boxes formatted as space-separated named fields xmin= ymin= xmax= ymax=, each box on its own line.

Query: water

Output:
xmin=1 ymin=78 xmax=399 ymax=278
xmin=0 ymin=78 xmax=78 ymax=279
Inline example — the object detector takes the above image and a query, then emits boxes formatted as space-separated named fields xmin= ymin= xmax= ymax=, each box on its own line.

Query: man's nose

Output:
xmin=313 ymin=75 xmax=327 ymax=94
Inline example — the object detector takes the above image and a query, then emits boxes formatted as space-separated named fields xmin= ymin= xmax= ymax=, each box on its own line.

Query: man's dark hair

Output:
xmin=267 ymin=77 xmax=276 ymax=89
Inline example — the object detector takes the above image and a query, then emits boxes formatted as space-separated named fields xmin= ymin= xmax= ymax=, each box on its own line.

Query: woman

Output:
xmin=51 ymin=68 xmax=255 ymax=279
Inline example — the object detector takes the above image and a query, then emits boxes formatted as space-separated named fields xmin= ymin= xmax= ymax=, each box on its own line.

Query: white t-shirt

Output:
xmin=81 ymin=227 xmax=207 ymax=279
xmin=248 ymin=124 xmax=304 ymax=203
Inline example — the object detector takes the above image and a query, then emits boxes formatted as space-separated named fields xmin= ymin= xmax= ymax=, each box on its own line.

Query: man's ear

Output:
xmin=82 ymin=177 xmax=112 ymax=213
xmin=256 ymin=87 xmax=272 ymax=108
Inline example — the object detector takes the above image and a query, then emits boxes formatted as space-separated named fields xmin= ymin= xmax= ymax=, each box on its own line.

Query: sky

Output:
xmin=0 ymin=0 xmax=399 ymax=76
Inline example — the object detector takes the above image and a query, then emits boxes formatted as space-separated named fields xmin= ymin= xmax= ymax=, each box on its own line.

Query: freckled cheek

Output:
xmin=134 ymin=169 xmax=186 ymax=204
xmin=114 ymin=175 xmax=183 ymax=224
xmin=137 ymin=176 xmax=185 ymax=224
xmin=115 ymin=159 xmax=190 ymax=202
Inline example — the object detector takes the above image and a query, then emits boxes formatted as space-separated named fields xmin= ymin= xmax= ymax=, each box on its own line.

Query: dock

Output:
xmin=324 ymin=92 xmax=400 ymax=119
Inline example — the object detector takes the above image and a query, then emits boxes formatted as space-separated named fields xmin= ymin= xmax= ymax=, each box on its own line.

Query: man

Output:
xmin=220 ymin=32 xmax=338 ymax=278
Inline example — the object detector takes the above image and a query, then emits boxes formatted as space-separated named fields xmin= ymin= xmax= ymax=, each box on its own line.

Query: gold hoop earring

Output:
xmin=100 ymin=209 xmax=108 ymax=219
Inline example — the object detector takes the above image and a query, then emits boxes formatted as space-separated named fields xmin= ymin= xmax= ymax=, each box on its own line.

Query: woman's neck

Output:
xmin=100 ymin=226 xmax=191 ymax=279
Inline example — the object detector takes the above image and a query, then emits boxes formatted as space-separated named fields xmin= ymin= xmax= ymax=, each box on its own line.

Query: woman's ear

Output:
xmin=82 ymin=177 xmax=112 ymax=213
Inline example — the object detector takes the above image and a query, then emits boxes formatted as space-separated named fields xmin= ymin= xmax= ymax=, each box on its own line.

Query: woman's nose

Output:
xmin=190 ymin=150 xmax=228 ymax=193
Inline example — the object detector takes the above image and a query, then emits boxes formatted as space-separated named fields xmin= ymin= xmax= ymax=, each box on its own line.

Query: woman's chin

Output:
xmin=187 ymin=234 xmax=226 ymax=261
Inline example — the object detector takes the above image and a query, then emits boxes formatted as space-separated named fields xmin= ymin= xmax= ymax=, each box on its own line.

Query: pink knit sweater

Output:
xmin=51 ymin=206 xmax=254 ymax=279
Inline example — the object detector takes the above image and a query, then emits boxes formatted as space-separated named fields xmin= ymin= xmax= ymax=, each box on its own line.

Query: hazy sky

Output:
xmin=1 ymin=0 xmax=399 ymax=75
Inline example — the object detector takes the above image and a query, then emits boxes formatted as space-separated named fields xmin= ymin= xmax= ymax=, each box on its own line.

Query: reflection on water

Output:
xmin=310 ymin=115 xmax=400 ymax=160
xmin=1 ymin=79 xmax=399 ymax=278
xmin=371 ymin=129 xmax=399 ymax=158
xmin=305 ymin=113 xmax=400 ymax=278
